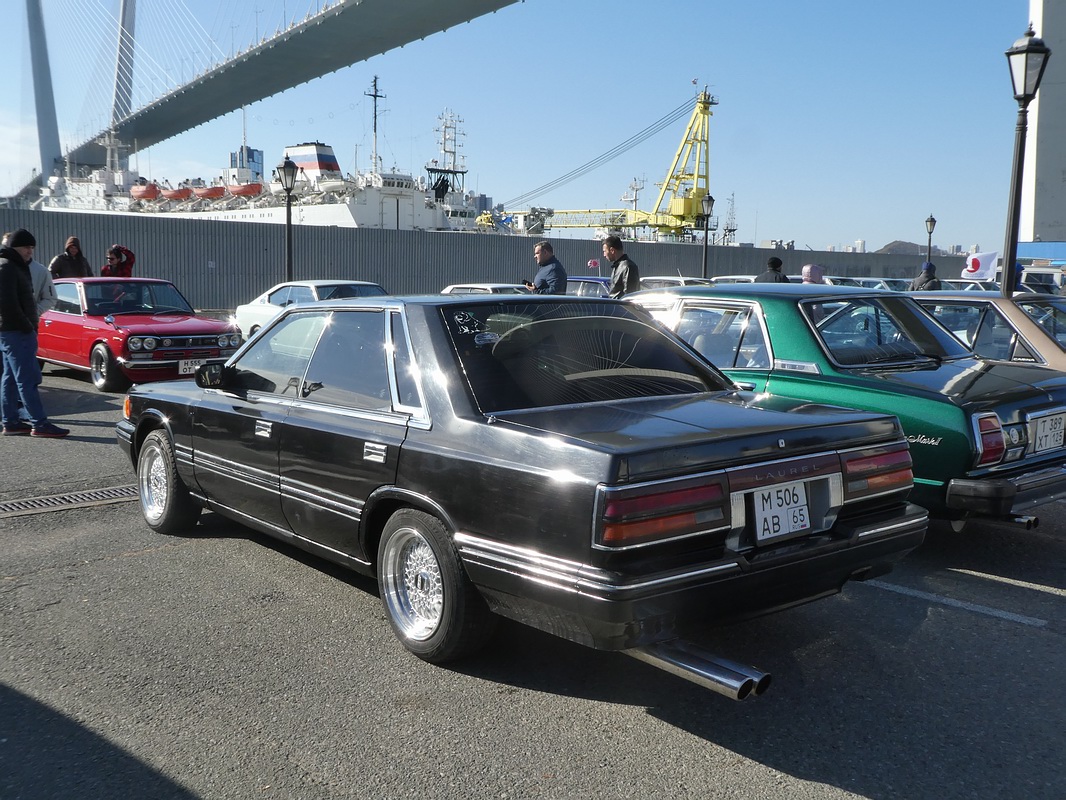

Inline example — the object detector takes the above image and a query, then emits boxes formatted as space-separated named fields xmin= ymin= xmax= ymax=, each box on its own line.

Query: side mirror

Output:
xmin=196 ymin=363 xmax=226 ymax=388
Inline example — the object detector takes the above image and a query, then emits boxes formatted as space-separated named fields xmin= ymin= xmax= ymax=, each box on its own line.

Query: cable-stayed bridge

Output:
xmin=25 ymin=0 xmax=517 ymax=187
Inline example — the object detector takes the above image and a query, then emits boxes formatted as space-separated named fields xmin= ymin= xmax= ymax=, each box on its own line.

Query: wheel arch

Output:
xmin=360 ymin=487 xmax=460 ymax=568
xmin=130 ymin=409 xmax=176 ymax=465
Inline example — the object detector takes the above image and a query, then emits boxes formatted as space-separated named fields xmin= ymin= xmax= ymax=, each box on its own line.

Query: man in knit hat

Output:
xmin=0 ymin=228 xmax=69 ymax=437
xmin=48 ymin=235 xmax=93 ymax=278
xmin=755 ymin=256 xmax=790 ymax=283
xmin=908 ymin=262 xmax=941 ymax=291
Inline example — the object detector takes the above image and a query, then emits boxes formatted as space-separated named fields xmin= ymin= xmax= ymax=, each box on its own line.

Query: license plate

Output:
xmin=178 ymin=359 xmax=205 ymax=375
xmin=753 ymin=480 xmax=811 ymax=542
xmin=1034 ymin=413 xmax=1066 ymax=453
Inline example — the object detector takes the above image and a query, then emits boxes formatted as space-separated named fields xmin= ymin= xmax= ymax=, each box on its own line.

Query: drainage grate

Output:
xmin=0 ymin=485 xmax=139 ymax=518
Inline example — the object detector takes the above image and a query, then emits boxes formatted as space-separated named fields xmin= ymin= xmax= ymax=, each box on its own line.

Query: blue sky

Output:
xmin=4 ymin=0 xmax=1033 ymax=252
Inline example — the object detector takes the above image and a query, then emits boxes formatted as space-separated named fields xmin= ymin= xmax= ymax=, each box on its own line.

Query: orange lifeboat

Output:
xmin=193 ymin=185 xmax=226 ymax=199
xmin=131 ymin=182 xmax=161 ymax=200
xmin=227 ymin=182 xmax=263 ymax=197
xmin=161 ymin=186 xmax=193 ymax=201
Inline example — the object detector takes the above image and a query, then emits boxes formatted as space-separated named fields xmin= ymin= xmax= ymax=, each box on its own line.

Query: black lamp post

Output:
xmin=275 ymin=156 xmax=300 ymax=282
xmin=701 ymin=194 xmax=715 ymax=280
xmin=1002 ymin=25 xmax=1051 ymax=298
xmin=925 ymin=214 xmax=936 ymax=263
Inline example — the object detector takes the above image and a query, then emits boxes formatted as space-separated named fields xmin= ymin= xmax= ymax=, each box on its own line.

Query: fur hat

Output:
xmin=767 ymin=256 xmax=783 ymax=270
xmin=8 ymin=228 xmax=36 ymax=248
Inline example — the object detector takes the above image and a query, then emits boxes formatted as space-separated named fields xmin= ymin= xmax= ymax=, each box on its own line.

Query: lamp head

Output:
xmin=702 ymin=194 xmax=715 ymax=217
xmin=926 ymin=214 xmax=936 ymax=235
xmin=1007 ymin=24 xmax=1051 ymax=104
xmin=276 ymin=156 xmax=299 ymax=193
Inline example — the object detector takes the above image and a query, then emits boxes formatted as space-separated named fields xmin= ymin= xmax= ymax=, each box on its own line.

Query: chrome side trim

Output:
xmin=454 ymin=532 xmax=740 ymax=595
xmin=281 ymin=477 xmax=364 ymax=518
xmin=855 ymin=512 xmax=929 ymax=539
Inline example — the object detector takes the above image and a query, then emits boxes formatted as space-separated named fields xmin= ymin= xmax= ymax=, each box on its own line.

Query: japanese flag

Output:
xmin=963 ymin=251 xmax=997 ymax=280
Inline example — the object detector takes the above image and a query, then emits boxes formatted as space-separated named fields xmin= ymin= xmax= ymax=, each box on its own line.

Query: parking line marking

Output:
xmin=867 ymin=580 xmax=1048 ymax=628
xmin=946 ymin=568 xmax=1066 ymax=598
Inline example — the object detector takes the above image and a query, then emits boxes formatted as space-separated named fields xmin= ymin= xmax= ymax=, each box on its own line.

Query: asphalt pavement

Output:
xmin=2 ymin=365 xmax=1063 ymax=799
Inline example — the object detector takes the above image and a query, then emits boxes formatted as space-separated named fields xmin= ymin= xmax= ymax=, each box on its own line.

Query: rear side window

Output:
xmin=301 ymin=311 xmax=390 ymax=410
xmin=54 ymin=283 xmax=81 ymax=314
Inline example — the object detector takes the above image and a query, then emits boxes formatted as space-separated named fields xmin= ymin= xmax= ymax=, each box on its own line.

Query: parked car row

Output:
xmin=631 ymin=283 xmax=1066 ymax=530
xmin=50 ymin=266 xmax=1065 ymax=697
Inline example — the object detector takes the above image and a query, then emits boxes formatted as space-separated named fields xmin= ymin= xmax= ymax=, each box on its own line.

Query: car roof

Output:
xmin=54 ymin=277 xmax=172 ymax=283
xmin=443 ymin=283 xmax=527 ymax=289
xmin=271 ymin=280 xmax=381 ymax=288
xmin=285 ymin=293 xmax=630 ymax=314
xmin=632 ymin=282 xmax=877 ymax=301
xmin=568 ymin=276 xmax=610 ymax=283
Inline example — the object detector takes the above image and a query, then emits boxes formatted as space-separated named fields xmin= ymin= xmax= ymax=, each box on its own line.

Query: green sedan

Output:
xmin=633 ymin=283 xmax=1066 ymax=529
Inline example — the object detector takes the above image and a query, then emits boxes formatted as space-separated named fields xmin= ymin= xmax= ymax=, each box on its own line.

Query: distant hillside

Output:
xmin=876 ymin=240 xmax=931 ymax=256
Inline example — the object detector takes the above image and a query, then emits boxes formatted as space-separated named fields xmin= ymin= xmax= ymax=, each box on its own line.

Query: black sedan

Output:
xmin=118 ymin=295 xmax=927 ymax=698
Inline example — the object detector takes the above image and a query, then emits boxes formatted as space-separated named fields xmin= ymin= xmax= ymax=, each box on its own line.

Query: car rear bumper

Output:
xmin=946 ymin=463 xmax=1066 ymax=517
xmin=457 ymin=502 xmax=928 ymax=651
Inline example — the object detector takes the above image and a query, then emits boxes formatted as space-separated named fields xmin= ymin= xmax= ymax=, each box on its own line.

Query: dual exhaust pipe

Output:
xmin=626 ymin=640 xmax=771 ymax=701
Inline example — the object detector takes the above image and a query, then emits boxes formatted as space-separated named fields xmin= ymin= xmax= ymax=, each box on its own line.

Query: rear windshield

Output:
xmin=803 ymin=295 xmax=971 ymax=366
xmin=442 ymin=301 xmax=730 ymax=412
xmin=320 ymin=283 xmax=388 ymax=299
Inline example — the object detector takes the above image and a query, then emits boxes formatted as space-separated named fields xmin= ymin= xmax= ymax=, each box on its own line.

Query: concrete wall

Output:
xmin=1 ymin=208 xmax=965 ymax=310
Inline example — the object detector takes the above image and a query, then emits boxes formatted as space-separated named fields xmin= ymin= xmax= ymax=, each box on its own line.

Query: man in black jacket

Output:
xmin=0 ymin=228 xmax=69 ymax=437
xmin=754 ymin=256 xmax=791 ymax=283
xmin=603 ymin=235 xmax=640 ymax=298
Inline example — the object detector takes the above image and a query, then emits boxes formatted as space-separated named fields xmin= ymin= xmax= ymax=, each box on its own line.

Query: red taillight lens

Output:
xmin=975 ymin=414 xmax=1006 ymax=467
xmin=841 ymin=445 xmax=913 ymax=496
xmin=600 ymin=482 xmax=725 ymax=547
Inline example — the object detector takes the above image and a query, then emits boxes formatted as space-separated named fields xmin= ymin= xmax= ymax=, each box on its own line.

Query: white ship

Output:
xmin=36 ymin=109 xmax=493 ymax=232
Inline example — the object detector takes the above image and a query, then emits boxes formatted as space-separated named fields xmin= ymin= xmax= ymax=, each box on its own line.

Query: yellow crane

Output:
xmin=499 ymin=90 xmax=717 ymax=238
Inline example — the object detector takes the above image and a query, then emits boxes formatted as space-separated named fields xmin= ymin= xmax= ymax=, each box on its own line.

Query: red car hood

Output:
xmin=105 ymin=313 xmax=235 ymax=334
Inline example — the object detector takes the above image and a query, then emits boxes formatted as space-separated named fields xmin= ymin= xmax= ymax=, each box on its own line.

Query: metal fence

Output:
xmin=1 ymin=208 xmax=964 ymax=310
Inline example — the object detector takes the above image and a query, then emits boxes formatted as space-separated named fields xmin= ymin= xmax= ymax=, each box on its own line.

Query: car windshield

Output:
xmin=442 ymin=301 xmax=731 ymax=412
xmin=803 ymin=295 xmax=971 ymax=366
xmin=1018 ymin=298 xmax=1066 ymax=348
xmin=318 ymin=283 xmax=387 ymax=300
xmin=85 ymin=281 xmax=194 ymax=315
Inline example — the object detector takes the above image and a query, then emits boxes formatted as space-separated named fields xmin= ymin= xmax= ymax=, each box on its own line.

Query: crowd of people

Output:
xmin=0 ymin=228 xmax=135 ymax=439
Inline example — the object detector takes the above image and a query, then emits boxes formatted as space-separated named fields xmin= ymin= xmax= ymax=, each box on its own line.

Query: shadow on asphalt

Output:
xmin=0 ymin=685 xmax=197 ymax=799
xmin=151 ymin=510 xmax=1064 ymax=800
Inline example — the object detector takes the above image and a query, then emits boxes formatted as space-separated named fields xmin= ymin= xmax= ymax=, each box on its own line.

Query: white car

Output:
xmin=234 ymin=280 xmax=388 ymax=336
xmin=639 ymin=276 xmax=714 ymax=290
xmin=440 ymin=283 xmax=531 ymax=294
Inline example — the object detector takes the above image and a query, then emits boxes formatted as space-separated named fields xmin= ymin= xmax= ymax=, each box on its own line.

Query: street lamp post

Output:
xmin=1002 ymin=25 xmax=1051 ymax=298
xmin=925 ymin=214 xmax=936 ymax=263
xmin=701 ymin=194 xmax=715 ymax=280
xmin=274 ymin=156 xmax=300 ymax=282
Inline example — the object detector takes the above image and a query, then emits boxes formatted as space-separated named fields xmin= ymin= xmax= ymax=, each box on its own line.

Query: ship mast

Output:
xmin=364 ymin=76 xmax=385 ymax=174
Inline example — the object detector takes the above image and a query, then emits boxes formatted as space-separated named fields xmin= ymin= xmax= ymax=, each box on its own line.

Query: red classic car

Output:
xmin=39 ymin=278 xmax=242 ymax=392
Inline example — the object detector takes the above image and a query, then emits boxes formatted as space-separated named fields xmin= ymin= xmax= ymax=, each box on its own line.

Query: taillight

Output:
xmin=840 ymin=444 xmax=913 ymax=498
xmin=974 ymin=413 xmax=1006 ymax=467
xmin=599 ymin=480 xmax=727 ymax=548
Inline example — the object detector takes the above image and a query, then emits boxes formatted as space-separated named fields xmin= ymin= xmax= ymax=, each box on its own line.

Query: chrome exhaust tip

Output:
xmin=625 ymin=640 xmax=771 ymax=700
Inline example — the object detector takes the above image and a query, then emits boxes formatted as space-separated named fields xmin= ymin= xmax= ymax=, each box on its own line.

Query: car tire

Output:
xmin=377 ymin=508 xmax=497 ymax=663
xmin=90 ymin=343 xmax=130 ymax=392
xmin=137 ymin=430 xmax=202 ymax=534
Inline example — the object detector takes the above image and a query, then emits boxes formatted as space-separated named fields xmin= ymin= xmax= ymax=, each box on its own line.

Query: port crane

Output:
xmin=495 ymin=90 xmax=718 ymax=238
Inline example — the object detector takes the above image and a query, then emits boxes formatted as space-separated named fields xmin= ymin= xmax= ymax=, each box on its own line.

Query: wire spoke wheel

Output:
xmin=377 ymin=509 xmax=496 ymax=663
xmin=381 ymin=527 xmax=444 ymax=641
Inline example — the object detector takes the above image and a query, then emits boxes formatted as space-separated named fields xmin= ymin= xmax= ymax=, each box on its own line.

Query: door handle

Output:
xmin=255 ymin=420 xmax=272 ymax=438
